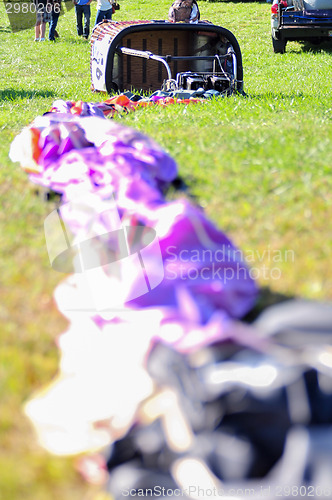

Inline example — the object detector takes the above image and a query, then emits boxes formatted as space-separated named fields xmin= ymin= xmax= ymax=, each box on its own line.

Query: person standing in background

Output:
xmin=73 ymin=0 xmax=92 ymax=39
xmin=168 ymin=0 xmax=200 ymax=23
xmin=48 ymin=0 xmax=61 ymax=41
xmin=34 ymin=0 xmax=47 ymax=41
xmin=95 ymin=0 xmax=113 ymax=26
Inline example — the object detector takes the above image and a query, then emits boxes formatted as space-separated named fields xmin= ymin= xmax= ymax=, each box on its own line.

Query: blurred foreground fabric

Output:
xmin=10 ymin=103 xmax=332 ymax=499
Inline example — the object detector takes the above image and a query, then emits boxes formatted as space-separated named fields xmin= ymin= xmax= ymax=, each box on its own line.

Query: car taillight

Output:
xmin=271 ymin=3 xmax=278 ymax=13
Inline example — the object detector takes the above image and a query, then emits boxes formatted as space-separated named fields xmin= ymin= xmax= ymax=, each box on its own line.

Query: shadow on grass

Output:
xmin=300 ymin=40 xmax=332 ymax=53
xmin=65 ymin=37 xmax=92 ymax=44
xmin=0 ymin=88 xmax=57 ymax=101
xmin=0 ymin=26 xmax=11 ymax=33
xmin=282 ymin=39 xmax=332 ymax=54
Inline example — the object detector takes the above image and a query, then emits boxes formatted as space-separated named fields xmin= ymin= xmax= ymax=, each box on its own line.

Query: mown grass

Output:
xmin=0 ymin=0 xmax=332 ymax=499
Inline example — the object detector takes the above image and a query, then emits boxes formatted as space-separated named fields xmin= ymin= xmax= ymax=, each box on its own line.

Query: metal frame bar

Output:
xmin=117 ymin=47 xmax=238 ymax=88
xmin=117 ymin=46 xmax=173 ymax=80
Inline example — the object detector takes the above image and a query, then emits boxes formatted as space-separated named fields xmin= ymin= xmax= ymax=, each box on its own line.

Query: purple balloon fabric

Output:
xmin=10 ymin=102 xmax=259 ymax=458
xmin=10 ymin=110 xmax=258 ymax=338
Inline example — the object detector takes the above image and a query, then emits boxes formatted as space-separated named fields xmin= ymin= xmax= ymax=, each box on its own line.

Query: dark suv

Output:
xmin=271 ymin=0 xmax=332 ymax=52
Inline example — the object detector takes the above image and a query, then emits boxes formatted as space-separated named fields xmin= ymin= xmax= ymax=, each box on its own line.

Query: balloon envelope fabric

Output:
xmin=10 ymin=107 xmax=258 ymax=459
xmin=11 ymin=104 xmax=332 ymax=499
xmin=103 ymin=301 xmax=332 ymax=500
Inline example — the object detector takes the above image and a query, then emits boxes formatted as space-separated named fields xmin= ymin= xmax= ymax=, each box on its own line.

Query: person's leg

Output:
xmin=75 ymin=4 xmax=83 ymax=36
xmin=95 ymin=9 xmax=104 ymax=26
xmin=35 ymin=12 xmax=42 ymax=40
xmin=104 ymin=8 xmax=112 ymax=20
xmin=35 ymin=23 xmax=40 ymax=40
xmin=49 ymin=12 xmax=60 ymax=40
xmin=40 ymin=21 xmax=46 ymax=40
xmin=82 ymin=4 xmax=91 ymax=38
xmin=39 ymin=2 xmax=48 ymax=41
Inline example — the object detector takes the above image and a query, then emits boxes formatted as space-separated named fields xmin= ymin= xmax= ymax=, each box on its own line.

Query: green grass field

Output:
xmin=0 ymin=0 xmax=331 ymax=498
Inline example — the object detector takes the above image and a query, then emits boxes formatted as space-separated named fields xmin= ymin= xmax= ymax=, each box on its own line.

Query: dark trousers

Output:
xmin=75 ymin=4 xmax=91 ymax=38
xmin=95 ymin=8 xmax=112 ymax=26
xmin=49 ymin=12 xmax=60 ymax=40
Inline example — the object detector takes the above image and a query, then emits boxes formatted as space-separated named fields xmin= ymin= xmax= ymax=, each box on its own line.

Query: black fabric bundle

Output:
xmin=103 ymin=300 xmax=332 ymax=499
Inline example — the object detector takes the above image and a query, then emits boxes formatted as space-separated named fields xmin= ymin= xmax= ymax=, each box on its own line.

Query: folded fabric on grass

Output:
xmin=25 ymin=316 xmax=156 ymax=455
xmin=101 ymin=312 xmax=332 ymax=499
xmin=48 ymin=93 xmax=217 ymax=119
xmin=11 ymin=108 xmax=258 ymax=458
xmin=10 ymin=114 xmax=178 ymax=192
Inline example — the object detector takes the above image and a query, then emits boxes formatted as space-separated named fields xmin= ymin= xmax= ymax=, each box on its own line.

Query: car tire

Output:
xmin=272 ymin=35 xmax=287 ymax=53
